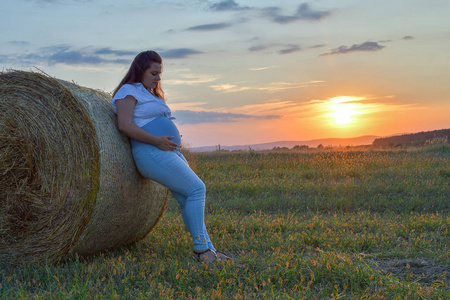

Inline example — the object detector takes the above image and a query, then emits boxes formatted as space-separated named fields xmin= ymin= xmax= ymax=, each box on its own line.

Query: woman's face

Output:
xmin=141 ymin=62 xmax=162 ymax=91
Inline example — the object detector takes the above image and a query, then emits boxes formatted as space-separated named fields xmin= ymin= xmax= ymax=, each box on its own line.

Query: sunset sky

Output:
xmin=1 ymin=0 xmax=449 ymax=147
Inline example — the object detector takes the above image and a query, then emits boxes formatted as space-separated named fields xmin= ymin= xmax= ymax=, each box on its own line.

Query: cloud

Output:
xmin=207 ymin=2 xmax=330 ymax=24
xmin=248 ymin=43 xmax=301 ymax=55
xmin=187 ymin=22 xmax=232 ymax=31
xmin=47 ymin=49 xmax=104 ymax=65
xmin=159 ymin=48 xmax=203 ymax=59
xmin=262 ymin=7 xmax=298 ymax=24
xmin=1 ymin=45 xmax=201 ymax=66
xmin=248 ymin=44 xmax=272 ymax=52
xmin=402 ymin=35 xmax=414 ymax=40
xmin=173 ymin=110 xmax=279 ymax=125
xmin=170 ymin=99 xmax=312 ymax=125
xmin=94 ymin=48 xmax=136 ymax=56
xmin=8 ymin=41 xmax=30 ymax=46
xmin=320 ymin=41 xmax=385 ymax=56
xmin=228 ymin=100 xmax=298 ymax=116
xmin=250 ymin=66 xmax=277 ymax=71
xmin=0 ymin=45 xmax=131 ymax=66
xmin=210 ymin=80 xmax=324 ymax=93
xmin=263 ymin=3 xmax=331 ymax=24
xmin=210 ymin=84 xmax=250 ymax=93
xmin=307 ymin=44 xmax=326 ymax=49
xmin=296 ymin=3 xmax=330 ymax=20
xmin=43 ymin=45 xmax=130 ymax=65
xmin=208 ymin=0 xmax=250 ymax=11
xmin=164 ymin=70 xmax=219 ymax=86
xmin=279 ymin=44 xmax=301 ymax=55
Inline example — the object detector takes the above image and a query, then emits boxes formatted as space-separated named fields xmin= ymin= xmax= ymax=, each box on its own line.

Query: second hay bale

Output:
xmin=0 ymin=70 xmax=168 ymax=263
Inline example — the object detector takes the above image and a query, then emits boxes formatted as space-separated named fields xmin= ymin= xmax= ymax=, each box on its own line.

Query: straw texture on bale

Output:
xmin=0 ymin=70 xmax=169 ymax=263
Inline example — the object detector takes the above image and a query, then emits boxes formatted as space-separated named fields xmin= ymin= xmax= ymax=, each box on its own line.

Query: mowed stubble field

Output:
xmin=1 ymin=145 xmax=449 ymax=299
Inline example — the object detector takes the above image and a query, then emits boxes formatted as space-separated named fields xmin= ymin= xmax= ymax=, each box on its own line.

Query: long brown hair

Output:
xmin=113 ymin=50 xmax=165 ymax=100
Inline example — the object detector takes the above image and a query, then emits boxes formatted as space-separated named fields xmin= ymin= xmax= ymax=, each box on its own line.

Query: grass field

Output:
xmin=1 ymin=145 xmax=449 ymax=299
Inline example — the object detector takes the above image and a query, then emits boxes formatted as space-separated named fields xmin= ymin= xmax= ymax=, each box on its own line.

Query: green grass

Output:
xmin=195 ymin=148 xmax=449 ymax=214
xmin=1 ymin=146 xmax=449 ymax=299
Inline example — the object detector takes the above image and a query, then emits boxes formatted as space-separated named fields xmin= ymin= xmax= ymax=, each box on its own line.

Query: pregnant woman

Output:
xmin=111 ymin=50 xmax=233 ymax=262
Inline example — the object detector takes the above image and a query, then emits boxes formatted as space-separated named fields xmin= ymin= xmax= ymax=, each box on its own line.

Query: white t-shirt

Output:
xmin=111 ymin=83 xmax=173 ymax=127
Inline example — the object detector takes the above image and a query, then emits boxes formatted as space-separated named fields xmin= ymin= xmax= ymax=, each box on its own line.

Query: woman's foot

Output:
xmin=193 ymin=249 xmax=217 ymax=262
xmin=216 ymin=251 xmax=236 ymax=262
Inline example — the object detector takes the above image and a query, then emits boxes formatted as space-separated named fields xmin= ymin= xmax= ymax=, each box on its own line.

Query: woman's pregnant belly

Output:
xmin=131 ymin=117 xmax=181 ymax=151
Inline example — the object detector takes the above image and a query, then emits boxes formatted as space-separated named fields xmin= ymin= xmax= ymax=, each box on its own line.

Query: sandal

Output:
xmin=193 ymin=249 xmax=217 ymax=262
xmin=216 ymin=251 xmax=236 ymax=262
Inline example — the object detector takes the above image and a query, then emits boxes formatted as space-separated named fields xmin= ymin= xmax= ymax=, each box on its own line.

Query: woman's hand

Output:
xmin=156 ymin=136 xmax=179 ymax=151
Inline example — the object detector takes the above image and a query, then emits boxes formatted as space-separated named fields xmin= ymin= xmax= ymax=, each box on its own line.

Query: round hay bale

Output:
xmin=0 ymin=70 xmax=169 ymax=263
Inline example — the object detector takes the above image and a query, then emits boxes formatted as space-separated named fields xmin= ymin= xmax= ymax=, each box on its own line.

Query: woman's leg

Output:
xmin=132 ymin=147 xmax=215 ymax=252
xmin=171 ymin=190 xmax=215 ymax=251
xmin=172 ymin=151 xmax=215 ymax=250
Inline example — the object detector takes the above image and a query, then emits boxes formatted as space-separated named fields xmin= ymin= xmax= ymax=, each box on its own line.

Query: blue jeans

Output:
xmin=130 ymin=120 xmax=215 ymax=252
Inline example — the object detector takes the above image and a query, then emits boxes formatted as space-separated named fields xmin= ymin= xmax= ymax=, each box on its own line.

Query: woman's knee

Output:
xmin=186 ymin=180 xmax=206 ymax=201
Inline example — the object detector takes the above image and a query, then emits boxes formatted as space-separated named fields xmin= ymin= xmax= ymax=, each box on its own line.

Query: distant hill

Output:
xmin=188 ymin=135 xmax=379 ymax=152
xmin=372 ymin=129 xmax=450 ymax=147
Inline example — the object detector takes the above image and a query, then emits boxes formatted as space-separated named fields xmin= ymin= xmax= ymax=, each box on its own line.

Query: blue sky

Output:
xmin=2 ymin=0 xmax=450 ymax=147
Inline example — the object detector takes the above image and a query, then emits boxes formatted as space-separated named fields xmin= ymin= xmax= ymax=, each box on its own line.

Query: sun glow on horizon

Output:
xmin=332 ymin=105 xmax=354 ymax=125
xmin=329 ymin=96 xmax=364 ymax=126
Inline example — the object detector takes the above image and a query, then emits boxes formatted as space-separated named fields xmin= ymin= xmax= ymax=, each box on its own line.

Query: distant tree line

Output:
xmin=272 ymin=144 xmax=335 ymax=151
xmin=209 ymin=128 xmax=449 ymax=153
xmin=372 ymin=129 xmax=450 ymax=147
xmin=272 ymin=145 xmax=310 ymax=151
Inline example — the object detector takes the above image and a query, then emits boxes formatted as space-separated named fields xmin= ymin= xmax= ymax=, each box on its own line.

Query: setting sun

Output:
xmin=329 ymin=96 xmax=363 ymax=126
xmin=332 ymin=105 xmax=354 ymax=125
